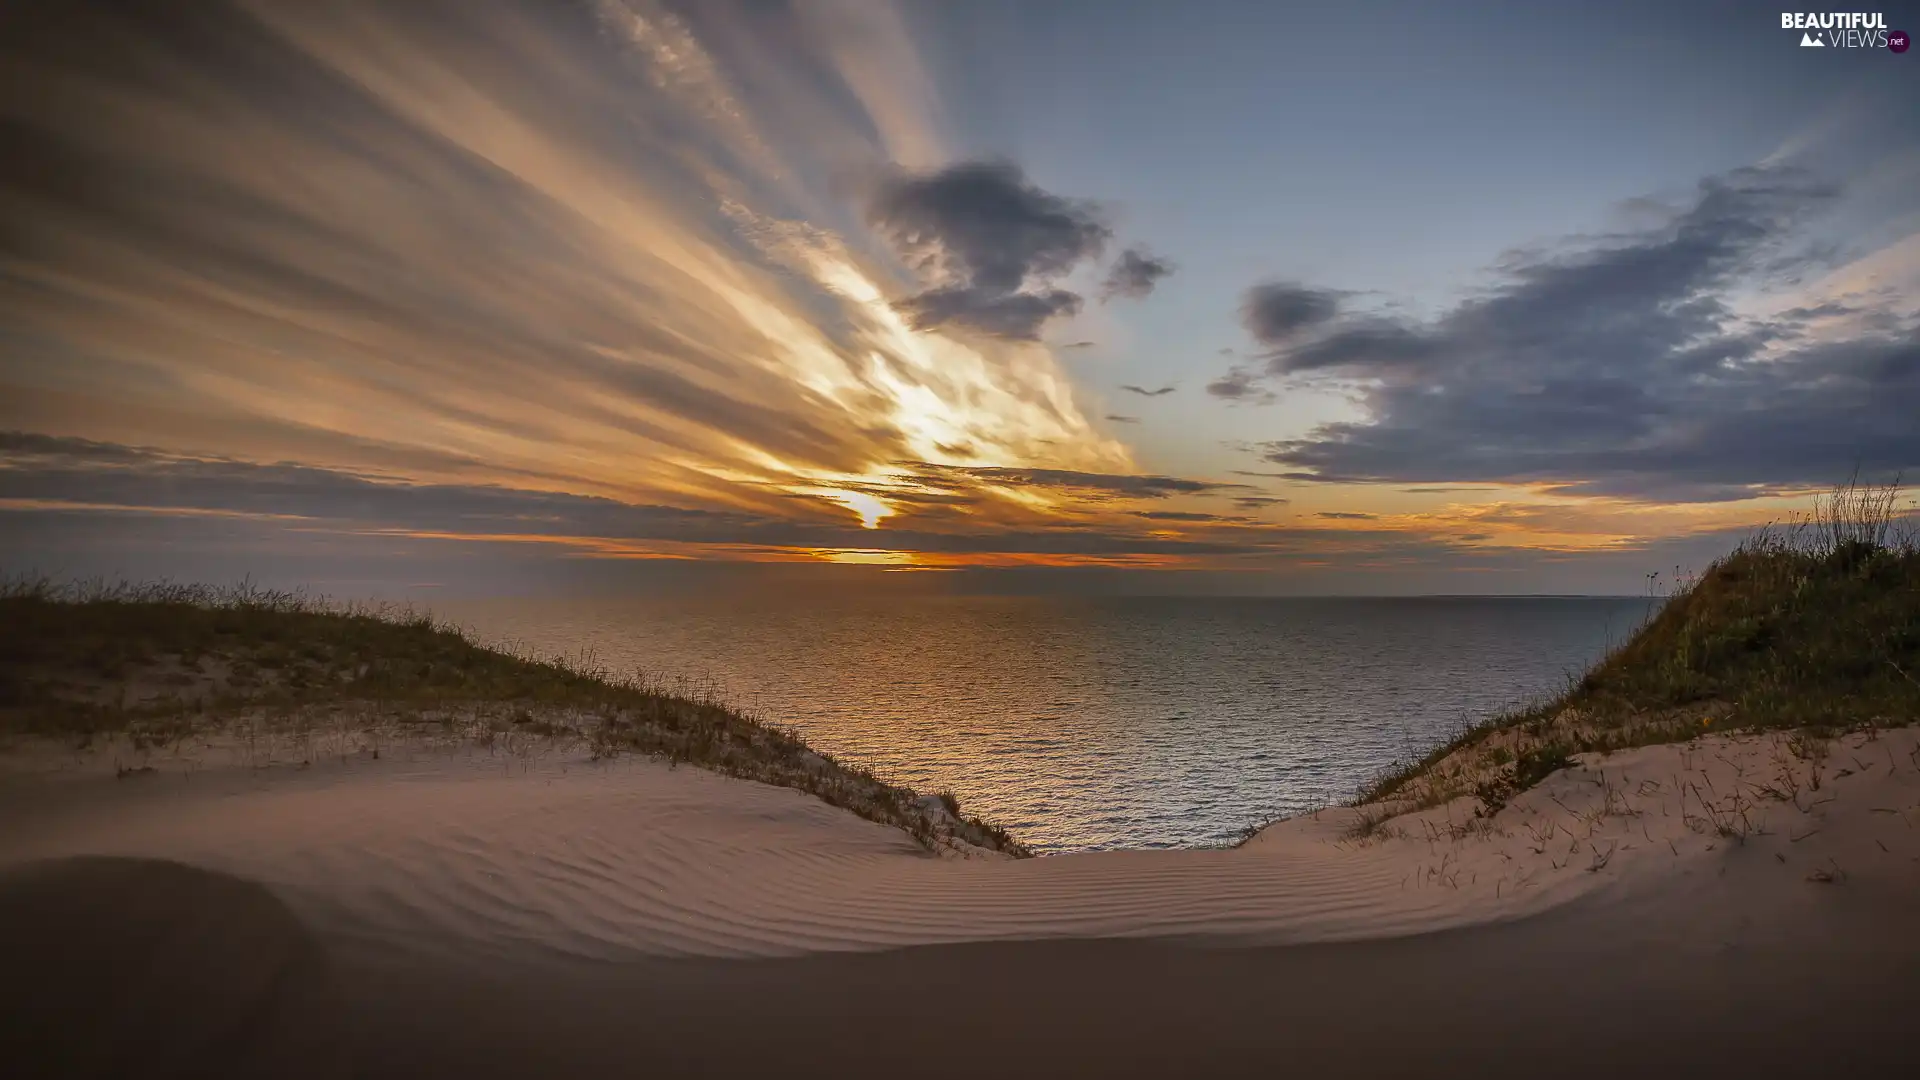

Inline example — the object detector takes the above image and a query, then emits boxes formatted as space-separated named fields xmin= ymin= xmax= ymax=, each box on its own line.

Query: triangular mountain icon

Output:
xmin=1800 ymin=31 xmax=1824 ymax=46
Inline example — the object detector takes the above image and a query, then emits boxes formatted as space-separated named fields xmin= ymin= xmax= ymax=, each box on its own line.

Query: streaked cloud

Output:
xmin=0 ymin=0 xmax=1132 ymax=545
xmin=3 ymin=3 xmax=1912 ymax=593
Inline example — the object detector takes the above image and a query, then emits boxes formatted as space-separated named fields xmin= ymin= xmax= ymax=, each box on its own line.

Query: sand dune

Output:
xmin=3 ymin=728 xmax=1918 ymax=1076
xmin=5 ymin=729 xmax=1918 ymax=962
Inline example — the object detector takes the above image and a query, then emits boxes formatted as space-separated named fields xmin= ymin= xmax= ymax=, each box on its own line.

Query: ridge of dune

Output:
xmin=3 ymin=725 xmax=1916 ymax=964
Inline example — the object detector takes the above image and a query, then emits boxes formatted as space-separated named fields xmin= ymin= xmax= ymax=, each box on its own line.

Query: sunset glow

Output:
xmin=1 ymin=0 xmax=1914 ymax=594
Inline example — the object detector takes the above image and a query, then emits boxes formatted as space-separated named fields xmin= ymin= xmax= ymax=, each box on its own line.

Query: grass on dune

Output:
xmin=0 ymin=578 xmax=1031 ymax=858
xmin=1351 ymin=475 xmax=1920 ymax=817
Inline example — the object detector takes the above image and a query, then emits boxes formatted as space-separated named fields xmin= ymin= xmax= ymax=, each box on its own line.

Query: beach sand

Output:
xmin=3 ymin=728 xmax=1917 ymax=1077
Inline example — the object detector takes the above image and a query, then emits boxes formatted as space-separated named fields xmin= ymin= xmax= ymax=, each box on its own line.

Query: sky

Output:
xmin=1 ymin=0 xmax=1917 ymax=596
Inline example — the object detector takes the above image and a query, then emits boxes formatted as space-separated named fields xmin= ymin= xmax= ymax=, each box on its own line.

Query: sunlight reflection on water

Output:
xmin=434 ymin=595 xmax=1656 ymax=853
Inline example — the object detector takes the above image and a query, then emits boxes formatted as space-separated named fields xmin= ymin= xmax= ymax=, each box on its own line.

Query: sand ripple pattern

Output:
xmin=12 ymin=730 xmax=1915 ymax=962
xmin=0 ymin=752 xmax=1554 ymax=961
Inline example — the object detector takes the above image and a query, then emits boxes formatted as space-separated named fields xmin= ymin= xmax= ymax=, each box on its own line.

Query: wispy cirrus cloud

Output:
xmin=0 ymin=0 xmax=1138 ymax=543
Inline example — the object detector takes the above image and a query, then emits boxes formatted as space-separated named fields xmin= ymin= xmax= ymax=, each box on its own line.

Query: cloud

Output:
xmin=1205 ymin=367 xmax=1275 ymax=404
xmin=0 ymin=434 xmax=1274 ymax=561
xmin=0 ymin=1 xmax=1142 ymax=534
xmin=1242 ymin=282 xmax=1343 ymax=345
xmin=904 ymin=462 xmax=1251 ymax=499
xmin=1224 ymin=165 xmax=1920 ymax=500
xmin=1317 ymin=511 xmax=1377 ymax=520
xmin=1120 ymin=384 xmax=1176 ymax=397
xmin=867 ymin=159 xmax=1111 ymax=339
xmin=0 ymin=431 xmax=153 ymax=465
xmin=868 ymin=160 xmax=1108 ymax=291
xmin=8 ymin=432 xmax=1796 ymax=591
xmin=1233 ymin=496 xmax=1289 ymax=509
xmin=1269 ymin=322 xmax=1439 ymax=376
xmin=1101 ymin=247 xmax=1174 ymax=301
xmin=1104 ymin=413 xmax=1141 ymax=424
xmin=1062 ymin=340 xmax=1097 ymax=349
xmin=1133 ymin=510 xmax=1220 ymax=522
xmin=892 ymin=286 xmax=1082 ymax=340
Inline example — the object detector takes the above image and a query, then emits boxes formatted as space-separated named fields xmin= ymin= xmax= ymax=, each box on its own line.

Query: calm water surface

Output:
xmin=434 ymin=594 xmax=1656 ymax=853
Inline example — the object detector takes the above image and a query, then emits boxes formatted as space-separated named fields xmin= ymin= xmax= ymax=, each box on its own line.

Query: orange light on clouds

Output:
xmin=815 ymin=488 xmax=896 ymax=529
xmin=814 ymin=548 xmax=923 ymax=567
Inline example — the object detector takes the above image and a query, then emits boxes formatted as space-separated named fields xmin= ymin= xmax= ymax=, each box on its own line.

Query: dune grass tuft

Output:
xmin=0 ymin=577 xmax=1032 ymax=858
xmin=1351 ymin=474 xmax=1919 ymax=814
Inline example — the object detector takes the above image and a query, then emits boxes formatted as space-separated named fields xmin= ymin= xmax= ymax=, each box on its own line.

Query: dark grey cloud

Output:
xmin=1205 ymin=367 xmax=1274 ymax=404
xmin=868 ymin=160 xmax=1108 ymax=291
xmin=892 ymin=286 xmax=1082 ymax=340
xmin=1063 ymin=340 xmax=1097 ymax=349
xmin=1271 ymin=322 xmax=1439 ymax=376
xmin=1120 ymin=384 xmax=1176 ymax=397
xmin=868 ymin=160 xmax=1110 ymax=339
xmin=1104 ymin=413 xmax=1141 ymax=424
xmin=1777 ymin=302 xmax=1860 ymax=321
xmin=1233 ymin=496 xmax=1289 ymax=509
xmin=1242 ymin=282 xmax=1343 ymax=345
xmin=1317 ymin=511 xmax=1377 ymax=521
xmin=1222 ymin=166 xmax=1920 ymax=500
xmin=1101 ymin=247 xmax=1174 ymax=300
xmin=0 ymin=431 xmax=153 ymax=464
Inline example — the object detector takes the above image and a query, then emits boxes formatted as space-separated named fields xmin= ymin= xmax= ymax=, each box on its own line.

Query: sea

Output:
xmin=432 ymin=593 xmax=1659 ymax=854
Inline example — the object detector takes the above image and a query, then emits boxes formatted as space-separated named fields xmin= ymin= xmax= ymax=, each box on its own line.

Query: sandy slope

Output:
xmin=3 ymin=728 xmax=1918 ymax=1077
